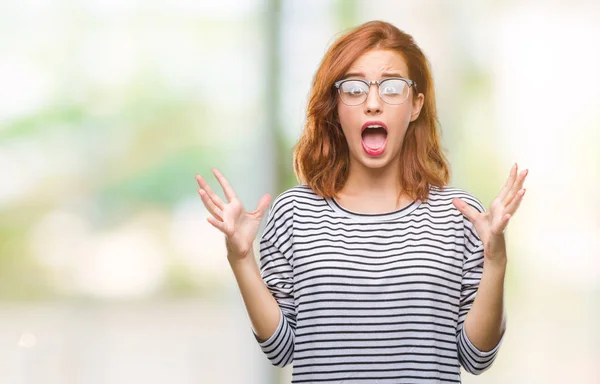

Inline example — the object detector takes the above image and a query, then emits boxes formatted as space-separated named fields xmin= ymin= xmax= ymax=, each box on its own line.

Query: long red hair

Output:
xmin=293 ymin=20 xmax=450 ymax=202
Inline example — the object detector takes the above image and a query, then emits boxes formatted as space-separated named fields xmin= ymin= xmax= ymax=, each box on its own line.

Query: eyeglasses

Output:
xmin=333 ymin=78 xmax=417 ymax=106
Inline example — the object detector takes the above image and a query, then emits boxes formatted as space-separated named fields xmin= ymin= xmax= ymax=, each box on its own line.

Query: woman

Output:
xmin=196 ymin=20 xmax=527 ymax=383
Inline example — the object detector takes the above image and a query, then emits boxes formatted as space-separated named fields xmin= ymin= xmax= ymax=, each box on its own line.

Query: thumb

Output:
xmin=253 ymin=193 xmax=272 ymax=218
xmin=452 ymin=198 xmax=479 ymax=223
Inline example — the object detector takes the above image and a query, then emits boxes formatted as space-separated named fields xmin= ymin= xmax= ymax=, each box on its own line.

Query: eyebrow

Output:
xmin=341 ymin=71 xmax=406 ymax=80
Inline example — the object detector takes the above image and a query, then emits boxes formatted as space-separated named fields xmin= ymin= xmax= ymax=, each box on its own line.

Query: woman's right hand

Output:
xmin=196 ymin=168 xmax=271 ymax=263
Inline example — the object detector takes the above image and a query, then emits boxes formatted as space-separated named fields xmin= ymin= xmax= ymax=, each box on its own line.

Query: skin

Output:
xmin=453 ymin=163 xmax=527 ymax=351
xmin=196 ymin=48 xmax=528 ymax=352
xmin=335 ymin=49 xmax=424 ymax=213
xmin=196 ymin=168 xmax=277 ymax=341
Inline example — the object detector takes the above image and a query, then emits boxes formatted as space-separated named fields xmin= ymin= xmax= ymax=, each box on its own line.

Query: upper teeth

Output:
xmin=365 ymin=125 xmax=383 ymax=129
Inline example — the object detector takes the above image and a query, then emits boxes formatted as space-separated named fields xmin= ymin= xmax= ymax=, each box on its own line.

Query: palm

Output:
xmin=221 ymin=198 xmax=264 ymax=256
xmin=196 ymin=168 xmax=271 ymax=260
xmin=488 ymin=198 xmax=511 ymax=235
xmin=453 ymin=164 xmax=528 ymax=259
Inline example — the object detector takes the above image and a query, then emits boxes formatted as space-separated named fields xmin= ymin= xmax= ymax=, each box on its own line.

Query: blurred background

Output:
xmin=0 ymin=0 xmax=598 ymax=383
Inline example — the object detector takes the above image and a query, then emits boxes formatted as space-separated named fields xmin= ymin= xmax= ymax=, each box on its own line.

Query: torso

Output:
xmin=257 ymin=184 xmax=492 ymax=383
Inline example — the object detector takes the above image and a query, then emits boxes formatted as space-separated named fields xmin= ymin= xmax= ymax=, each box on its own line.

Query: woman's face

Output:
xmin=337 ymin=49 xmax=424 ymax=170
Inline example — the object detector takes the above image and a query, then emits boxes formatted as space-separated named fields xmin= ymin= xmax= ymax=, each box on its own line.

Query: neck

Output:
xmin=340 ymin=157 xmax=403 ymax=198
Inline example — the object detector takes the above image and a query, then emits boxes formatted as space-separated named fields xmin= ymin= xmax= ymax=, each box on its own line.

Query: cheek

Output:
xmin=337 ymin=103 xmax=356 ymax=134
xmin=391 ymin=104 xmax=414 ymax=126
xmin=337 ymin=102 xmax=352 ymax=135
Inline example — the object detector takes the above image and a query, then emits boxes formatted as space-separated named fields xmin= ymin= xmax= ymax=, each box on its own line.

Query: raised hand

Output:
xmin=452 ymin=163 xmax=528 ymax=263
xmin=196 ymin=169 xmax=271 ymax=262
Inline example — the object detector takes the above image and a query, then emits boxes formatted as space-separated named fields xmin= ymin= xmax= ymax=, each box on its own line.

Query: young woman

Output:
xmin=196 ymin=20 xmax=527 ymax=383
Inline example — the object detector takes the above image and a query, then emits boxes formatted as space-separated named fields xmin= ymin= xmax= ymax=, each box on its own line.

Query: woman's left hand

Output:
xmin=452 ymin=163 xmax=528 ymax=264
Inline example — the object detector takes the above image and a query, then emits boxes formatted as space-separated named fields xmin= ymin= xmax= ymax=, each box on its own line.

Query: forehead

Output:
xmin=346 ymin=49 xmax=408 ymax=76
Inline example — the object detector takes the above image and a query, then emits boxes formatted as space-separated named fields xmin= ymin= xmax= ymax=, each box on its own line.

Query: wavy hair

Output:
xmin=293 ymin=20 xmax=450 ymax=201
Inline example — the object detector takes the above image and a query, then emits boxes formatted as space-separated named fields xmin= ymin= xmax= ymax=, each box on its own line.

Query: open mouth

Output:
xmin=361 ymin=122 xmax=388 ymax=156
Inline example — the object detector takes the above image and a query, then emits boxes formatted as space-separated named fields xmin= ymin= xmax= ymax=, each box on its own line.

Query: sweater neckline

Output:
xmin=325 ymin=196 xmax=421 ymax=222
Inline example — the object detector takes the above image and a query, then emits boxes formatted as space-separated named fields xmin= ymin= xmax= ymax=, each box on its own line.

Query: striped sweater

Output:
xmin=254 ymin=185 xmax=503 ymax=383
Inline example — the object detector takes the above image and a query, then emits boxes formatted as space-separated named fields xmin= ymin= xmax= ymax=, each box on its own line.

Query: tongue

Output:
xmin=362 ymin=129 xmax=387 ymax=149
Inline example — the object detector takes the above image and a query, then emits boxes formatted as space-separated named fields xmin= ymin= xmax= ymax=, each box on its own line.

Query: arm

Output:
xmin=453 ymin=163 xmax=528 ymax=374
xmin=228 ymin=251 xmax=282 ymax=342
xmin=463 ymin=256 xmax=507 ymax=352
xmin=196 ymin=169 xmax=296 ymax=367
xmin=250 ymin=233 xmax=297 ymax=367
xmin=248 ymin=193 xmax=297 ymax=367
xmin=455 ymin=214 xmax=506 ymax=375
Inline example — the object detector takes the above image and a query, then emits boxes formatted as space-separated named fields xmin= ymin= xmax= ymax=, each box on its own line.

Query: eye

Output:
xmin=340 ymin=81 xmax=367 ymax=97
xmin=379 ymin=79 xmax=408 ymax=97
xmin=382 ymin=85 xmax=400 ymax=95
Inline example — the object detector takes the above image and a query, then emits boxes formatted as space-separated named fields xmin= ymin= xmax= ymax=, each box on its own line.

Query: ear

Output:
xmin=410 ymin=92 xmax=425 ymax=122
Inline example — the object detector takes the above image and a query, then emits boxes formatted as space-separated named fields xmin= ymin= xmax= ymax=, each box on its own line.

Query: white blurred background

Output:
xmin=0 ymin=0 xmax=598 ymax=383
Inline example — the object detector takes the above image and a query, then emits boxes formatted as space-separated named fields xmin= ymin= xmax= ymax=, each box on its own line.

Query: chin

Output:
xmin=354 ymin=151 xmax=395 ymax=169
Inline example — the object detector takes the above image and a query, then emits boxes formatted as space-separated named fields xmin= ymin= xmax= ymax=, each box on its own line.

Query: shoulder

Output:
xmin=270 ymin=184 xmax=321 ymax=209
xmin=266 ymin=184 xmax=324 ymax=221
xmin=427 ymin=185 xmax=486 ymax=213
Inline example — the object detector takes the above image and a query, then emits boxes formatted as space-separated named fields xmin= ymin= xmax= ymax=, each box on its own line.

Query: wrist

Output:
xmin=483 ymin=255 xmax=507 ymax=272
xmin=228 ymin=249 xmax=257 ymax=268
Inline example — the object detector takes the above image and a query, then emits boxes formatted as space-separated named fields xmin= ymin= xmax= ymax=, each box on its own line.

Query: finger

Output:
xmin=198 ymin=188 xmax=224 ymax=221
xmin=505 ymin=188 xmax=526 ymax=215
xmin=498 ymin=163 xmax=518 ymax=201
xmin=251 ymin=193 xmax=272 ymax=218
xmin=452 ymin=198 xmax=480 ymax=223
xmin=503 ymin=168 xmax=528 ymax=206
xmin=212 ymin=168 xmax=237 ymax=203
xmin=196 ymin=174 xmax=225 ymax=210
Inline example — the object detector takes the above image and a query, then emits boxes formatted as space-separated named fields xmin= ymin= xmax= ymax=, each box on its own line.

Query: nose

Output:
xmin=364 ymin=83 xmax=382 ymax=115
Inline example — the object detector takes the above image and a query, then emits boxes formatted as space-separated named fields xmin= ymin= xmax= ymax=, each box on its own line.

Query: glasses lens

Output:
xmin=379 ymin=79 xmax=409 ymax=104
xmin=338 ymin=80 xmax=368 ymax=105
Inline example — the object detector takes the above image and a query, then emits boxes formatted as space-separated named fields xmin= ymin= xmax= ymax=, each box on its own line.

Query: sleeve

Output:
xmin=456 ymin=196 xmax=504 ymax=375
xmin=252 ymin=192 xmax=296 ymax=367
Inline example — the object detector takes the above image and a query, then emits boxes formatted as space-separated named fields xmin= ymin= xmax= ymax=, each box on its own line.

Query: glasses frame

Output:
xmin=333 ymin=77 xmax=417 ymax=106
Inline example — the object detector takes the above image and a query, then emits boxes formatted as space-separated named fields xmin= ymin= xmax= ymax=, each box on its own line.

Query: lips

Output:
xmin=361 ymin=120 xmax=388 ymax=156
xmin=361 ymin=120 xmax=388 ymax=133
